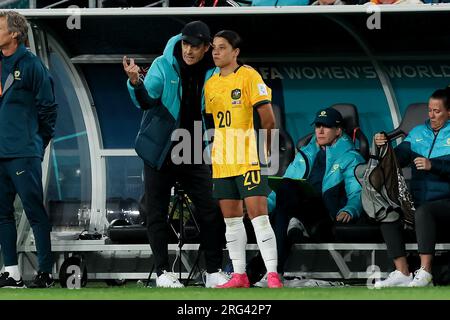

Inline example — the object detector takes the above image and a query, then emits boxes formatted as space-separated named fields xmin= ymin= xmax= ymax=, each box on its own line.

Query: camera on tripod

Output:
xmin=146 ymin=181 xmax=203 ymax=286
xmin=168 ymin=182 xmax=200 ymax=244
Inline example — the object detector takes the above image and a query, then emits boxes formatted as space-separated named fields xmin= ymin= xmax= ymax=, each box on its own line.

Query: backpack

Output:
xmin=356 ymin=137 xmax=415 ymax=226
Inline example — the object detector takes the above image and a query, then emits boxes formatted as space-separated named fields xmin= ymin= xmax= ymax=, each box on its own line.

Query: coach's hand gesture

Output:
xmin=123 ymin=56 xmax=141 ymax=86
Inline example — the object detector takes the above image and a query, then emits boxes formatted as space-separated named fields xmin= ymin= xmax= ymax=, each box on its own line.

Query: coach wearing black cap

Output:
xmin=123 ymin=21 xmax=228 ymax=288
xmin=251 ymin=107 xmax=365 ymax=285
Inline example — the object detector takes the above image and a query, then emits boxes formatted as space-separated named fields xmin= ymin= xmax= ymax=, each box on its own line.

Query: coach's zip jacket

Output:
xmin=394 ymin=120 xmax=450 ymax=206
xmin=268 ymin=134 xmax=365 ymax=219
xmin=127 ymin=34 xmax=216 ymax=169
xmin=0 ymin=44 xmax=57 ymax=159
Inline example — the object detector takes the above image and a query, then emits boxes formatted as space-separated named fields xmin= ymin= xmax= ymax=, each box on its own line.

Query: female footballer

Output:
xmin=204 ymin=30 xmax=282 ymax=288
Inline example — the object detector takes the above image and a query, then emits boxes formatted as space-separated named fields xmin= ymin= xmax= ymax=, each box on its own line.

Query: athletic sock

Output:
xmin=251 ymin=215 xmax=278 ymax=273
xmin=224 ymin=217 xmax=247 ymax=274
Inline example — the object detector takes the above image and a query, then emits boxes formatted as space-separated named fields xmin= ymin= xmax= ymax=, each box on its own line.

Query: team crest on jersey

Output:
xmin=231 ymin=88 xmax=241 ymax=100
xmin=14 ymin=70 xmax=21 ymax=80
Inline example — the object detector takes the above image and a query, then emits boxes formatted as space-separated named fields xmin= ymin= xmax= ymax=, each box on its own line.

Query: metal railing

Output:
xmin=0 ymin=0 xmax=171 ymax=8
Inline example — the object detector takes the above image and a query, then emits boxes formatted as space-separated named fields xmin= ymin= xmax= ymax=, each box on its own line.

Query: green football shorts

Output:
xmin=212 ymin=170 xmax=270 ymax=200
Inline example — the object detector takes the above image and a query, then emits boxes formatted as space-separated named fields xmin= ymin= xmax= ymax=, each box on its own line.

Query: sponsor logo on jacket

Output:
xmin=331 ymin=164 xmax=340 ymax=173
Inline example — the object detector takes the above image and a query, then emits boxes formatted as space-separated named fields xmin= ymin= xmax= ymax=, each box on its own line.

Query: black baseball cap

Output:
xmin=181 ymin=21 xmax=211 ymax=46
xmin=312 ymin=107 xmax=343 ymax=128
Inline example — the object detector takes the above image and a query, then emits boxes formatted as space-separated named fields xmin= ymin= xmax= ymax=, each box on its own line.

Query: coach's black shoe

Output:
xmin=28 ymin=272 xmax=54 ymax=288
xmin=0 ymin=272 xmax=26 ymax=288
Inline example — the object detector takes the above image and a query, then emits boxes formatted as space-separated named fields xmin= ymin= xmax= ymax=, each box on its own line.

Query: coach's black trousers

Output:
xmin=380 ymin=198 xmax=450 ymax=259
xmin=143 ymin=161 xmax=224 ymax=276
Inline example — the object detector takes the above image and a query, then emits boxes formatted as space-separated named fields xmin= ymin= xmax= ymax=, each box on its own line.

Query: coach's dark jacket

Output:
xmin=0 ymin=44 xmax=57 ymax=159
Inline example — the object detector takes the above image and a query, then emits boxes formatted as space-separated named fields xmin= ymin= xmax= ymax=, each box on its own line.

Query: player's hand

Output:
xmin=336 ymin=211 xmax=352 ymax=223
xmin=414 ymin=157 xmax=431 ymax=171
xmin=123 ymin=56 xmax=141 ymax=86
xmin=374 ymin=132 xmax=388 ymax=146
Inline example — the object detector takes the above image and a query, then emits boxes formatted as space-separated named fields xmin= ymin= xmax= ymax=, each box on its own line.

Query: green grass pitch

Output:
xmin=0 ymin=283 xmax=449 ymax=300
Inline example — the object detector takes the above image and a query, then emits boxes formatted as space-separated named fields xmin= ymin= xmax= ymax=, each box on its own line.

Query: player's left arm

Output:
xmin=256 ymin=103 xmax=275 ymax=155
xmin=248 ymin=68 xmax=274 ymax=155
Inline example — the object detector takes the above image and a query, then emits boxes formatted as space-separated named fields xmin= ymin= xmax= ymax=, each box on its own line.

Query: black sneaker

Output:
xmin=28 ymin=272 xmax=55 ymax=288
xmin=0 ymin=272 xmax=26 ymax=288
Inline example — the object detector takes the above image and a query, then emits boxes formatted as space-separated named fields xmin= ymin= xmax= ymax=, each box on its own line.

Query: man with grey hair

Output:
xmin=0 ymin=11 xmax=57 ymax=289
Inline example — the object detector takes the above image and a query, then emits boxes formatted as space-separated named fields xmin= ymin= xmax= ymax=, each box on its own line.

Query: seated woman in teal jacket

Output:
xmin=374 ymin=88 xmax=450 ymax=288
xmin=265 ymin=108 xmax=365 ymax=277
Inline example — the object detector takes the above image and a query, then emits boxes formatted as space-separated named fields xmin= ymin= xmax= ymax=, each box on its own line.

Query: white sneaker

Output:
xmin=156 ymin=271 xmax=184 ymax=288
xmin=253 ymin=273 xmax=268 ymax=288
xmin=374 ymin=270 xmax=412 ymax=289
xmin=409 ymin=267 xmax=433 ymax=287
xmin=253 ymin=273 xmax=284 ymax=288
xmin=204 ymin=270 xmax=230 ymax=288
xmin=287 ymin=217 xmax=309 ymax=242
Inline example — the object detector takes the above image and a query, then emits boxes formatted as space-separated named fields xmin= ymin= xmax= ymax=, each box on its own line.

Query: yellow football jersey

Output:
xmin=205 ymin=65 xmax=272 ymax=178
